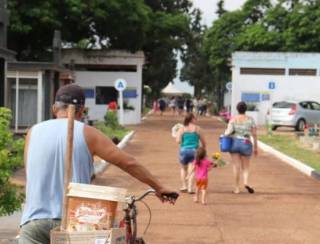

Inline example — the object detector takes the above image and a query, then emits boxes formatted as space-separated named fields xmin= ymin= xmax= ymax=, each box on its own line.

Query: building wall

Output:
xmin=62 ymin=49 xmax=144 ymax=124
xmin=75 ymin=69 xmax=142 ymax=122
xmin=231 ymin=52 xmax=320 ymax=125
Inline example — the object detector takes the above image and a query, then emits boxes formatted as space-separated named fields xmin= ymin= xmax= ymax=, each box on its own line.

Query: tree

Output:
xmin=216 ymin=0 xmax=226 ymax=16
xmin=236 ymin=0 xmax=320 ymax=52
xmin=180 ymin=9 xmax=210 ymax=97
xmin=0 ymin=108 xmax=24 ymax=216
xmin=180 ymin=0 xmax=320 ymax=109
xmin=7 ymin=0 xmax=151 ymax=60
xmin=203 ymin=10 xmax=246 ymax=108
xmin=142 ymin=0 xmax=193 ymax=98
xmin=242 ymin=0 xmax=271 ymax=24
xmin=7 ymin=0 xmax=193 ymax=98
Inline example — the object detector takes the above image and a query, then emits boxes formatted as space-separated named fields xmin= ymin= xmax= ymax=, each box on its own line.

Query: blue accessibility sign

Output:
xmin=268 ymin=81 xmax=276 ymax=90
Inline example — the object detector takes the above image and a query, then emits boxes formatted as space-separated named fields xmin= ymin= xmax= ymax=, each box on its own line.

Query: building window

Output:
xmin=8 ymin=77 xmax=38 ymax=128
xmin=289 ymin=69 xmax=316 ymax=76
xmin=240 ymin=68 xmax=285 ymax=75
xmin=95 ymin=86 xmax=118 ymax=105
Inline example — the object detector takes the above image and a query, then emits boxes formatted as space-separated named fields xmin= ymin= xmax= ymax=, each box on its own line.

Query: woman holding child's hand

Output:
xmin=176 ymin=113 xmax=206 ymax=194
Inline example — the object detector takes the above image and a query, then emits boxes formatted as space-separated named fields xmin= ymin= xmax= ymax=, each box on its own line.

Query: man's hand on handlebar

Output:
xmin=156 ymin=188 xmax=179 ymax=204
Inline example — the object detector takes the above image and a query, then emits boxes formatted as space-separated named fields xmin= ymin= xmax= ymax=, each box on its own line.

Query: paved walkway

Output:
xmin=2 ymin=113 xmax=320 ymax=243
xmin=94 ymin=113 xmax=320 ymax=244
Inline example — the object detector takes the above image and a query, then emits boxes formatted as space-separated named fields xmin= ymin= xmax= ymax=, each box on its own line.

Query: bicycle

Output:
xmin=120 ymin=189 xmax=179 ymax=244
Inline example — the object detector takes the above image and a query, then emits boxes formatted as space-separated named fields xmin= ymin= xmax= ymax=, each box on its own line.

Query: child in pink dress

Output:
xmin=193 ymin=147 xmax=216 ymax=205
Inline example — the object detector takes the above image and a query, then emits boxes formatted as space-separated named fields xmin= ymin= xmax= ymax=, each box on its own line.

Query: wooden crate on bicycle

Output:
xmin=65 ymin=183 xmax=127 ymax=232
xmin=50 ymin=227 xmax=126 ymax=244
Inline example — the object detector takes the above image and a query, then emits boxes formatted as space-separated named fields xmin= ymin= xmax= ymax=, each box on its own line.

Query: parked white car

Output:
xmin=271 ymin=100 xmax=320 ymax=131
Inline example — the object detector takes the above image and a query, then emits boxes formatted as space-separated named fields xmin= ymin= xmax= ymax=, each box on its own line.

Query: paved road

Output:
xmin=94 ymin=113 xmax=320 ymax=244
xmin=2 ymin=113 xmax=320 ymax=243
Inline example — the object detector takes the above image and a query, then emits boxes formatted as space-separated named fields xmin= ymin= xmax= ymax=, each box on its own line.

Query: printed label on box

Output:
xmin=95 ymin=238 xmax=109 ymax=244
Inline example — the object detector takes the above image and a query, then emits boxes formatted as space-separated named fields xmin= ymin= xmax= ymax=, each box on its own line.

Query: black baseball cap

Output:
xmin=55 ymin=84 xmax=85 ymax=105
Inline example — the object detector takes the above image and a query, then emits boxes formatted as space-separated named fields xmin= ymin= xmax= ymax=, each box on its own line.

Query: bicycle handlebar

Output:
xmin=126 ymin=189 xmax=179 ymax=205
xmin=135 ymin=189 xmax=156 ymax=202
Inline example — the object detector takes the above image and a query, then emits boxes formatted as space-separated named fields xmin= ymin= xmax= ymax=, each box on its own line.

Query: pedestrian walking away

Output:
xmin=176 ymin=113 xmax=206 ymax=194
xmin=169 ymin=96 xmax=176 ymax=115
xmin=224 ymin=101 xmax=258 ymax=194
xmin=192 ymin=147 xmax=216 ymax=205
xmin=152 ymin=99 xmax=159 ymax=113
xmin=158 ymin=98 xmax=166 ymax=116
xmin=185 ymin=98 xmax=193 ymax=113
xmin=19 ymin=84 xmax=178 ymax=244
xmin=177 ymin=96 xmax=185 ymax=116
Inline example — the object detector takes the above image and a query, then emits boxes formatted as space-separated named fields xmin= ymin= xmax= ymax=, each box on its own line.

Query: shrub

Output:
xmin=95 ymin=122 xmax=128 ymax=141
xmin=0 ymin=107 xmax=25 ymax=216
xmin=104 ymin=110 xmax=123 ymax=129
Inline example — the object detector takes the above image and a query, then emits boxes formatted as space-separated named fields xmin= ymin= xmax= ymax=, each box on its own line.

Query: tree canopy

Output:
xmin=181 ymin=0 xmax=320 ymax=108
xmin=7 ymin=0 xmax=195 ymax=97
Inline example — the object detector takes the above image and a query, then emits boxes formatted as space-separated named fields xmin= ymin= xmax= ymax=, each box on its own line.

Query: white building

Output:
xmin=61 ymin=49 xmax=144 ymax=125
xmin=6 ymin=62 xmax=66 ymax=132
xmin=231 ymin=52 xmax=320 ymax=125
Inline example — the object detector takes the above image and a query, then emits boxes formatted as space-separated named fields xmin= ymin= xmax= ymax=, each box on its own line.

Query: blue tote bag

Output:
xmin=219 ymin=135 xmax=233 ymax=152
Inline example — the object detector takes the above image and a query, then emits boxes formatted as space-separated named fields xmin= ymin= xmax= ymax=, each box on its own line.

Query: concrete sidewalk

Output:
xmin=94 ymin=113 xmax=320 ymax=243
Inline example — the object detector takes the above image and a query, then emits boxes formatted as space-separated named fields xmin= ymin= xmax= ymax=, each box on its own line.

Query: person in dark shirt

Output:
xmin=158 ymin=98 xmax=166 ymax=116
xmin=186 ymin=99 xmax=193 ymax=113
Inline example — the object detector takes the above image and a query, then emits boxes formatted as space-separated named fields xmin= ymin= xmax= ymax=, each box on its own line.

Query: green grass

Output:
xmin=259 ymin=135 xmax=320 ymax=172
xmin=95 ymin=121 xmax=129 ymax=141
xmin=142 ymin=106 xmax=151 ymax=117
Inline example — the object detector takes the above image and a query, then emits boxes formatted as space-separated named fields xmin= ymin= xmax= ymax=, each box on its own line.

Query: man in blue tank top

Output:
xmin=19 ymin=84 xmax=178 ymax=244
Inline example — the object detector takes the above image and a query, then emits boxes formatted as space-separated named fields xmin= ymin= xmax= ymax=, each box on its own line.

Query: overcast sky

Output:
xmin=192 ymin=0 xmax=246 ymax=26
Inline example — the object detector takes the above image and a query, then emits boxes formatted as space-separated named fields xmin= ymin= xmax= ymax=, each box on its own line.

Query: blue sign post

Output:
xmin=267 ymin=81 xmax=276 ymax=135
xmin=114 ymin=79 xmax=127 ymax=125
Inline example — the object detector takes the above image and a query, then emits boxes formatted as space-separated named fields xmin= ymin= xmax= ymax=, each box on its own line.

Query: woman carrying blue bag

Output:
xmin=224 ymin=102 xmax=258 ymax=194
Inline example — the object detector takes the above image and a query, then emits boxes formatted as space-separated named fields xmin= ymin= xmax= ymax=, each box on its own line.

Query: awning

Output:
xmin=0 ymin=47 xmax=16 ymax=61
xmin=161 ymin=82 xmax=184 ymax=95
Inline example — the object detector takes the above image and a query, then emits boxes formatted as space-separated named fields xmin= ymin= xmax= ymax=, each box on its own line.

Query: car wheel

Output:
xmin=271 ymin=125 xmax=278 ymax=131
xmin=295 ymin=119 xmax=305 ymax=131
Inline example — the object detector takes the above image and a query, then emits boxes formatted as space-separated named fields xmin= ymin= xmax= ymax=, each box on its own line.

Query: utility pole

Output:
xmin=0 ymin=0 xmax=9 ymax=107
xmin=53 ymin=30 xmax=61 ymax=65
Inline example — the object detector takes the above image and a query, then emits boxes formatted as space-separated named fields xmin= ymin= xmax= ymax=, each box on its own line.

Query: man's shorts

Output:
xmin=19 ymin=218 xmax=61 ymax=244
xmin=230 ymin=138 xmax=252 ymax=156
xmin=179 ymin=148 xmax=196 ymax=165
xmin=196 ymin=179 xmax=208 ymax=190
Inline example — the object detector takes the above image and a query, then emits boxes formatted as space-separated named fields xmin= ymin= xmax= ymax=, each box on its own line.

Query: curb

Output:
xmin=142 ymin=110 xmax=153 ymax=121
xmin=93 ymin=131 xmax=135 ymax=175
xmin=258 ymin=140 xmax=320 ymax=181
xmin=117 ymin=131 xmax=135 ymax=149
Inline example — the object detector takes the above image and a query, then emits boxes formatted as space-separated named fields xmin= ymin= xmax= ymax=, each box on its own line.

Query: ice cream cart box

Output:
xmin=65 ymin=183 xmax=127 ymax=232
